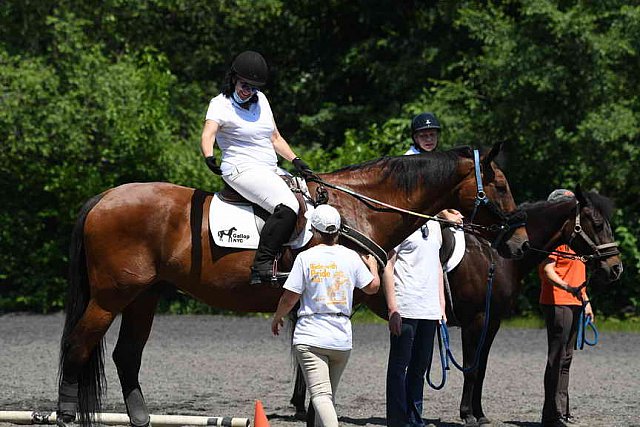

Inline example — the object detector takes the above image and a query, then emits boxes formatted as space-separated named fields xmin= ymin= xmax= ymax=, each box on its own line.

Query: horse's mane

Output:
xmin=586 ymin=191 xmax=615 ymax=221
xmin=331 ymin=146 xmax=474 ymax=194
xmin=519 ymin=191 xmax=615 ymax=221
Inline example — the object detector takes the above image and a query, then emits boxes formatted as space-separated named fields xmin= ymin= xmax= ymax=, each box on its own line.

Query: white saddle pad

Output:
xmin=209 ymin=194 xmax=314 ymax=250
xmin=444 ymin=228 xmax=466 ymax=273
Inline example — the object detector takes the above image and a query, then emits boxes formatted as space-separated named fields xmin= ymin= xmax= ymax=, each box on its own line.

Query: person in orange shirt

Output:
xmin=538 ymin=189 xmax=594 ymax=427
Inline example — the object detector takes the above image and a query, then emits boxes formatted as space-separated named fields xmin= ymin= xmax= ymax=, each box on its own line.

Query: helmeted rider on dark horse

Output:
xmin=200 ymin=50 xmax=314 ymax=285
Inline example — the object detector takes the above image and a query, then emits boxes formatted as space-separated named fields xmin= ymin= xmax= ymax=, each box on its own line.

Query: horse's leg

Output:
xmin=112 ymin=289 xmax=161 ymax=427
xmin=470 ymin=317 xmax=501 ymax=426
xmin=459 ymin=320 xmax=479 ymax=427
xmin=459 ymin=314 xmax=501 ymax=427
xmin=58 ymin=300 xmax=116 ymax=427
xmin=290 ymin=364 xmax=307 ymax=420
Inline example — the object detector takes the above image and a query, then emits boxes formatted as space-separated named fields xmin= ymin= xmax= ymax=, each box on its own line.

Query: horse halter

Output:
xmin=465 ymin=150 xmax=527 ymax=249
xmin=567 ymin=202 xmax=620 ymax=262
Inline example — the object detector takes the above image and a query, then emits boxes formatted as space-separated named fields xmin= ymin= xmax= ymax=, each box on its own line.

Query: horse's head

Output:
xmin=563 ymin=185 xmax=623 ymax=284
xmin=454 ymin=143 xmax=529 ymax=259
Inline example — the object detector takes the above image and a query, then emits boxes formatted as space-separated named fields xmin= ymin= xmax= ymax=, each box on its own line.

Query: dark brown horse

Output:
xmin=291 ymin=186 xmax=622 ymax=426
xmin=56 ymin=145 xmax=528 ymax=426
xmin=447 ymin=186 xmax=622 ymax=426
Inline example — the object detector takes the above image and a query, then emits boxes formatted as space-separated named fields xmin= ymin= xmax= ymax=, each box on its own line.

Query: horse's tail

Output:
xmin=58 ymin=193 xmax=106 ymax=426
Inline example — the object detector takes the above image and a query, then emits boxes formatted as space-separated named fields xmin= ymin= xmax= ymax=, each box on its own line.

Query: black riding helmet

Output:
xmin=411 ymin=112 xmax=441 ymax=134
xmin=231 ymin=51 xmax=268 ymax=87
xmin=411 ymin=112 xmax=441 ymax=151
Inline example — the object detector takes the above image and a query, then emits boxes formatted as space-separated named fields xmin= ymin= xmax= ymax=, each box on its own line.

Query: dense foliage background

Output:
xmin=1 ymin=0 xmax=638 ymax=317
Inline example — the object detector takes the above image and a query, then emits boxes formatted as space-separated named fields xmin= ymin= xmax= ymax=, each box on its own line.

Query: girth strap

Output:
xmin=339 ymin=224 xmax=388 ymax=268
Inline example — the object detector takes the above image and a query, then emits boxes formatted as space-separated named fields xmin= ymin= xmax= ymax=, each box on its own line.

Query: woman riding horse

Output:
xmin=56 ymin=144 xmax=528 ymax=427
xmin=200 ymin=50 xmax=314 ymax=285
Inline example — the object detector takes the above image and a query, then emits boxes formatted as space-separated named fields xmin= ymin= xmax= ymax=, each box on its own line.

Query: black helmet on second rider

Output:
xmin=232 ymin=50 xmax=268 ymax=87
xmin=411 ymin=112 xmax=441 ymax=152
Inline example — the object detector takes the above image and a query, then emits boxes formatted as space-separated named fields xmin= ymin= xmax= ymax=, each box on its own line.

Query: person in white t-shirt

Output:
xmin=271 ymin=205 xmax=380 ymax=427
xmin=200 ymin=50 xmax=314 ymax=285
xmin=384 ymin=112 xmax=463 ymax=427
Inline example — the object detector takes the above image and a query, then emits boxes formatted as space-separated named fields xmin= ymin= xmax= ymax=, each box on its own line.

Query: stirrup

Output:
xmin=250 ymin=268 xmax=289 ymax=286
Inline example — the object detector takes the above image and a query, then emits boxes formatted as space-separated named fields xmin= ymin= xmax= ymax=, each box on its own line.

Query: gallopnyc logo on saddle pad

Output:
xmin=217 ymin=227 xmax=251 ymax=243
xmin=209 ymin=192 xmax=314 ymax=250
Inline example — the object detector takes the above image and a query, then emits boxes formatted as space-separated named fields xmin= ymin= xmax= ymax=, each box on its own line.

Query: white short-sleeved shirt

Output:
xmin=284 ymin=245 xmax=374 ymax=350
xmin=205 ymin=92 xmax=277 ymax=174
xmin=392 ymin=209 xmax=443 ymax=320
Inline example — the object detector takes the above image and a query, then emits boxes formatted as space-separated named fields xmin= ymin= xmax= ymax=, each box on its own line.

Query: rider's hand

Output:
xmin=438 ymin=208 xmax=464 ymax=225
xmin=205 ymin=156 xmax=222 ymax=175
xmin=292 ymin=157 xmax=314 ymax=179
xmin=388 ymin=311 xmax=402 ymax=337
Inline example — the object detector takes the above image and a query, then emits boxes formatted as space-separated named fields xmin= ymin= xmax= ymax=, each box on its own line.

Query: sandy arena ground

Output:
xmin=1 ymin=313 xmax=639 ymax=426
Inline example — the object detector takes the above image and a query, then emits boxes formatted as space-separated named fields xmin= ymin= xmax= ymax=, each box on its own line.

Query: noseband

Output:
xmin=465 ymin=150 xmax=526 ymax=249
xmin=567 ymin=203 xmax=620 ymax=262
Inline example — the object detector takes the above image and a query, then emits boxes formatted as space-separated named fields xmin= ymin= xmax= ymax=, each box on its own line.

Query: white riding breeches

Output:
xmin=222 ymin=165 xmax=299 ymax=214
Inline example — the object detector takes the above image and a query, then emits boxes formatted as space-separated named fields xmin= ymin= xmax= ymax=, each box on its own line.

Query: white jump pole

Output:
xmin=0 ymin=411 xmax=250 ymax=427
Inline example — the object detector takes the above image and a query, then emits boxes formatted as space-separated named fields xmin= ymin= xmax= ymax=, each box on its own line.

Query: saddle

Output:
xmin=440 ymin=223 xmax=466 ymax=326
xmin=210 ymin=175 xmax=389 ymax=269
xmin=440 ymin=224 xmax=465 ymax=273
xmin=210 ymin=174 xmax=314 ymax=250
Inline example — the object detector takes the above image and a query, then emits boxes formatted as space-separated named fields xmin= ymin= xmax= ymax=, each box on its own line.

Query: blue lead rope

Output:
xmin=426 ymin=321 xmax=449 ymax=390
xmin=576 ymin=303 xmax=598 ymax=350
xmin=426 ymin=260 xmax=496 ymax=390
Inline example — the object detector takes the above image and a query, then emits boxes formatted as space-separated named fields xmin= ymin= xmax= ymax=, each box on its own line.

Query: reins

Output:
xmin=306 ymin=175 xmax=463 ymax=228
xmin=305 ymin=149 xmax=521 ymax=244
xmin=427 ymin=245 xmax=497 ymax=389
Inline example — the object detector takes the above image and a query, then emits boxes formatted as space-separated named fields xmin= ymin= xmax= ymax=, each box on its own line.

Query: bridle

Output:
xmin=567 ymin=202 xmax=620 ymax=262
xmin=464 ymin=150 xmax=527 ymax=249
xmin=528 ymin=202 xmax=620 ymax=263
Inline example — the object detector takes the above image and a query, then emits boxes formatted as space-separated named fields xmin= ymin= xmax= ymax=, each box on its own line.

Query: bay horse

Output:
xmin=290 ymin=185 xmax=621 ymax=426
xmin=56 ymin=144 xmax=528 ymax=426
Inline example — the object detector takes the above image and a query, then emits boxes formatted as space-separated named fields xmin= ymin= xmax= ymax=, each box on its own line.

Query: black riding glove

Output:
xmin=205 ymin=156 xmax=222 ymax=175
xmin=292 ymin=157 xmax=314 ymax=179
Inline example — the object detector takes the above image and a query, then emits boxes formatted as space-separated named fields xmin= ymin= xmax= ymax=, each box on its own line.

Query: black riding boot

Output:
xmin=250 ymin=204 xmax=297 ymax=285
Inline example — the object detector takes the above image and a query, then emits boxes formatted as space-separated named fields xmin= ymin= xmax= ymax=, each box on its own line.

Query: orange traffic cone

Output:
xmin=253 ymin=399 xmax=270 ymax=427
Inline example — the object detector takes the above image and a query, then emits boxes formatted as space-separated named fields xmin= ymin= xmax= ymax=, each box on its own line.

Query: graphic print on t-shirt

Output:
xmin=310 ymin=262 xmax=349 ymax=305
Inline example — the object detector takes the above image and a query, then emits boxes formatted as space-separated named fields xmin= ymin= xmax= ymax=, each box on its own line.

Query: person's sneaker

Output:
xmin=563 ymin=415 xmax=579 ymax=425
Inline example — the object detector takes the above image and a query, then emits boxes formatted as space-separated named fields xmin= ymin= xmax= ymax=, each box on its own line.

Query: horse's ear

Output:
xmin=480 ymin=142 xmax=502 ymax=182
xmin=574 ymin=184 xmax=589 ymax=206
xmin=482 ymin=141 xmax=503 ymax=168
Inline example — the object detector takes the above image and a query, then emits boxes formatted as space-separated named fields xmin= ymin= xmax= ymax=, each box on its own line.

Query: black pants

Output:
xmin=386 ymin=318 xmax=437 ymax=427
xmin=541 ymin=304 xmax=581 ymax=423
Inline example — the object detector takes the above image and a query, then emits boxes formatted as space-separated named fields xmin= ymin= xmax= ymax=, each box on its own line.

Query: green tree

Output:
xmin=0 ymin=13 xmax=211 ymax=311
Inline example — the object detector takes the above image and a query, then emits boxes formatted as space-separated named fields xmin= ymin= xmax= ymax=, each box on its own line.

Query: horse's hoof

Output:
xmin=477 ymin=416 xmax=493 ymax=426
xmin=55 ymin=414 xmax=75 ymax=427
xmin=125 ymin=388 xmax=151 ymax=427
xmin=293 ymin=410 xmax=307 ymax=421
xmin=462 ymin=415 xmax=479 ymax=427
